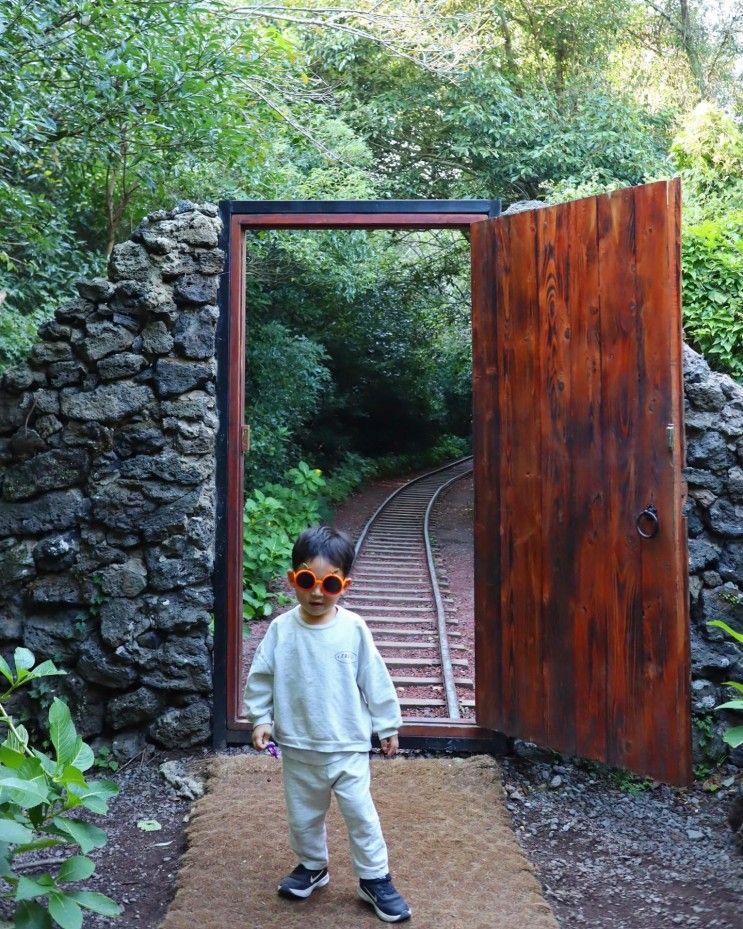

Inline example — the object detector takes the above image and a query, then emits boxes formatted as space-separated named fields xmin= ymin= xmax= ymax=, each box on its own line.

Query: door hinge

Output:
xmin=241 ymin=424 xmax=251 ymax=455
xmin=666 ymin=424 xmax=675 ymax=451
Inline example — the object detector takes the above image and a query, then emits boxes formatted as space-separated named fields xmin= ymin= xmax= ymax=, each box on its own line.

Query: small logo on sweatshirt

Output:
xmin=335 ymin=651 xmax=357 ymax=664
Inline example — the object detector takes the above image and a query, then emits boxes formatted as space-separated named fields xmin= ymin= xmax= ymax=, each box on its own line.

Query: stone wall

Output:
xmin=0 ymin=202 xmax=222 ymax=757
xmin=0 ymin=203 xmax=741 ymax=766
xmin=683 ymin=345 xmax=743 ymax=765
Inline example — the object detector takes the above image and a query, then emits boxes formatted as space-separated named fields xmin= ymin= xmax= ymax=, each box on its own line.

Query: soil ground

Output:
xmin=4 ymin=470 xmax=741 ymax=928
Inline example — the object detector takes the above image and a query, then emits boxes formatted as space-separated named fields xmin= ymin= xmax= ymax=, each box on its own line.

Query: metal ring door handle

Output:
xmin=636 ymin=504 xmax=659 ymax=539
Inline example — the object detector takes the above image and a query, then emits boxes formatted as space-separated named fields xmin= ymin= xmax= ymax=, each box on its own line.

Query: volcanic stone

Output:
xmin=2 ymin=449 xmax=89 ymax=501
xmin=77 ymin=637 xmax=139 ymax=688
xmin=60 ymin=383 xmax=153 ymax=422
xmin=32 ymin=531 xmax=80 ymax=571
xmin=107 ymin=686 xmax=162 ymax=730
xmin=148 ymin=700 xmax=211 ymax=748
xmin=79 ymin=321 xmax=135 ymax=361
xmin=108 ymin=241 xmax=153 ymax=282
xmin=153 ymin=360 xmax=212 ymax=398
xmin=173 ymin=274 xmax=218 ymax=305
xmin=706 ymin=499 xmax=743 ymax=538
xmin=0 ymin=489 xmax=90 ymax=535
xmin=172 ymin=306 xmax=217 ymax=358
xmin=0 ymin=540 xmax=35 ymax=584
xmin=98 ymin=352 xmax=147 ymax=380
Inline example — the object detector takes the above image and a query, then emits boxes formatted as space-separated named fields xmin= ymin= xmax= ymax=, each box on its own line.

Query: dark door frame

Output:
xmin=212 ymin=199 xmax=508 ymax=752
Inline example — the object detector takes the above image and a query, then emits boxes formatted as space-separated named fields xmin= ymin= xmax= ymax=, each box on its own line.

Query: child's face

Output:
xmin=288 ymin=555 xmax=351 ymax=624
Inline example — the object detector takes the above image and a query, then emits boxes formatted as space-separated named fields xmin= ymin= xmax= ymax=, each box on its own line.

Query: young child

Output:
xmin=244 ymin=525 xmax=412 ymax=923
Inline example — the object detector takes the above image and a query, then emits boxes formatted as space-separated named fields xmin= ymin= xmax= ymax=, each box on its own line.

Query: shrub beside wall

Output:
xmin=0 ymin=202 xmax=221 ymax=756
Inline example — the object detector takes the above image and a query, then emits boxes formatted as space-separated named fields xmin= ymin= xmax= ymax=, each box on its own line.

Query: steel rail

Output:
xmin=353 ymin=455 xmax=474 ymax=557
xmin=349 ymin=456 xmax=474 ymax=721
xmin=423 ymin=468 xmax=474 ymax=719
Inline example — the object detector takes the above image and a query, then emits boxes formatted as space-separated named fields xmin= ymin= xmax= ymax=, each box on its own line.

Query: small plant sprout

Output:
xmin=709 ymin=620 xmax=743 ymax=749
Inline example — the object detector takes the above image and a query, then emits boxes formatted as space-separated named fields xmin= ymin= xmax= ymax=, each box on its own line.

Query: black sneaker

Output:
xmin=277 ymin=863 xmax=330 ymax=899
xmin=358 ymin=874 xmax=412 ymax=922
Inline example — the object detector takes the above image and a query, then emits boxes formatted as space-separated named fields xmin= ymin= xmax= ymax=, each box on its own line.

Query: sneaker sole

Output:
xmin=357 ymin=886 xmax=412 ymax=922
xmin=278 ymin=873 xmax=330 ymax=899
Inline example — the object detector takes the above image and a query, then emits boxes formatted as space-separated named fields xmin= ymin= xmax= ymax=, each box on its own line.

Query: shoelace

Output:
xmin=365 ymin=878 xmax=397 ymax=900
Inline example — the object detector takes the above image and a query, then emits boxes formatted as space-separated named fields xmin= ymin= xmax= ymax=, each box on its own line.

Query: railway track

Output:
xmin=343 ymin=456 xmax=474 ymax=721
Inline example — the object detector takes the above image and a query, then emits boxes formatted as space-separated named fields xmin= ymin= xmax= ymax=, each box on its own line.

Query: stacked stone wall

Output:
xmin=0 ymin=203 xmax=741 ymax=766
xmin=0 ymin=202 xmax=221 ymax=757
xmin=683 ymin=345 xmax=743 ymax=764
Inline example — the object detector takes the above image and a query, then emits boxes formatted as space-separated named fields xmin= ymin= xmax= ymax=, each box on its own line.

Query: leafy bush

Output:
xmin=242 ymin=462 xmax=325 ymax=621
xmin=0 ymin=647 xmax=121 ymax=928
xmin=710 ymin=620 xmax=743 ymax=750
xmin=682 ymin=212 xmax=743 ymax=381
xmin=371 ymin=434 xmax=470 ymax=479
xmin=320 ymin=453 xmax=377 ymax=510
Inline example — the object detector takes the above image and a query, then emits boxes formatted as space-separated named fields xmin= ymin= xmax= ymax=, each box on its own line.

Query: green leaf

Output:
xmin=0 ymin=745 xmax=26 ymax=769
xmin=51 ymin=818 xmax=107 ymax=854
xmin=716 ymin=699 xmax=743 ymax=711
xmin=0 ymin=816 xmax=33 ymax=844
xmin=26 ymin=660 xmax=66 ymax=682
xmin=68 ymin=891 xmax=123 ymax=916
xmin=723 ymin=680 xmax=743 ymax=694
xmin=48 ymin=892 xmax=83 ymax=929
xmin=16 ymin=874 xmax=55 ymax=901
xmin=69 ymin=741 xmax=94 ymax=773
xmin=14 ymin=648 xmax=35 ymax=672
xmin=57 ymin=855 xmax=95 ymax=883
xmin=48 ymin=700 xmax=78 ymax=768
xmin=136 ymin=819 xmax=161 ymax=831
xmin=14 ymin=900 xmax=53 ymax=929
xmin=0 ymin=775 xmax=49 ymax=808
xmin=722 ymin=725 xmax=743 ymax=748
xmin=0 ymin=655 xmax=13 ymax=685
xmin=67 ymin=779 xmax=117 ymax=815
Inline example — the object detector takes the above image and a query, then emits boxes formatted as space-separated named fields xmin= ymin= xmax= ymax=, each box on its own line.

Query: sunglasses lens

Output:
xmin=295 ymin=571 xmax=316 ymax=590
xmin=322 ymin=575 xmax=343 ymax=595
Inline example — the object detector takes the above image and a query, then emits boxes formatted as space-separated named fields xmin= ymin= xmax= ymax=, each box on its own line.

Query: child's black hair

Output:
xmin=292 ymin=526 xmax=355 ymax=576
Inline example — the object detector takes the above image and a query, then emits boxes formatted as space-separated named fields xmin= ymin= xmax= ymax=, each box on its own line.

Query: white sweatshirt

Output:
xmin=244 ymin=605 xmax=402 ymax=753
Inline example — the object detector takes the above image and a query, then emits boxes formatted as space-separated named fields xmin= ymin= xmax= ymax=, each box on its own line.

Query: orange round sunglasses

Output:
xmin=289 ymin=569 xmax=350 ymax=595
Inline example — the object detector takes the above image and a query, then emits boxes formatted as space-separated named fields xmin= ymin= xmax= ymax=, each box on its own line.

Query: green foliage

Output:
xmin=244 ymin=321 xmax=332 ymax=487
xmin=709 ymin=620 xmax=743 ymax=751
xmin=681 ymin=212 xmax=743 ymax=380
xmin=242 ymin=462 xmax=325 ymax=621
xmin=0 ymin=648 xmax=121 ymax=928
xmin=370 ymin=435 xmax=470 ymax=479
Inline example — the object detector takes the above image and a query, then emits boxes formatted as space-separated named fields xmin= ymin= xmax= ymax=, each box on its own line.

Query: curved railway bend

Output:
xmin=344 ymin=457 xmax=475 ymax=721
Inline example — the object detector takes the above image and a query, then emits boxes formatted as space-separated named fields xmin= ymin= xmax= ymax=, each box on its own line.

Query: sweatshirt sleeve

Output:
xmin=244 ymin=623 xmax=276 ymax=727
xmin=356 ymin=624 xmax=402 ymax=740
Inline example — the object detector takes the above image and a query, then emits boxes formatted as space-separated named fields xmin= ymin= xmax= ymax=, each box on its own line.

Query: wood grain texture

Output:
xmin=474 ymin=182 xmax=691 ymax=784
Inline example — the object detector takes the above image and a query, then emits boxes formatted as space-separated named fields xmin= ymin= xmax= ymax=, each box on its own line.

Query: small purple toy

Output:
xmin=265 ymin=741 xmax=281 ymax=758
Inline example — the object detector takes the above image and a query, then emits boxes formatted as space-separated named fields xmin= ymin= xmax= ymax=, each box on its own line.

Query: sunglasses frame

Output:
xmin=289 ymin=569 xmax=350 ymax=596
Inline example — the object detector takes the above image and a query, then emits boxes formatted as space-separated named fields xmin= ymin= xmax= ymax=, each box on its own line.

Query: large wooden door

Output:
xmin=471 ymin=180 xmax=692 ymax=785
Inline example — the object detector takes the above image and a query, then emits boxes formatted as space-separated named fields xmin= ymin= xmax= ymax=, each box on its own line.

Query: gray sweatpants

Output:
xmin=281 ymin=751 xmax=389 ymax=879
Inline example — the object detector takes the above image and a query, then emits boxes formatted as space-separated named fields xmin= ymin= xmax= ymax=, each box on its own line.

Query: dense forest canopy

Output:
xmin=1 ymin=0 xmax=742 ymax=480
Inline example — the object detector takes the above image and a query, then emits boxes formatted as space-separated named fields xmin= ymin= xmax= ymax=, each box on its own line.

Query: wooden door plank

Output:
xmin=537 ymin=203 xmax=577 ymax=753
xmin=566 ymin=196 xmax=609 ymax=762
xmin=634 ymin=180 xmax=692 ymax=783
xmin=597 ymin=186 xmax=646 ymax=772
xmin=498 ymin=209 xmax=546 ymax=740
xmin=471 ymin=219 xmax=501 ymax=726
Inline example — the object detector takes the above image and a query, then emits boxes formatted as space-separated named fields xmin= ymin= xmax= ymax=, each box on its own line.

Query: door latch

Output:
xmin=241 ymin=424 xmax=251 ymax=455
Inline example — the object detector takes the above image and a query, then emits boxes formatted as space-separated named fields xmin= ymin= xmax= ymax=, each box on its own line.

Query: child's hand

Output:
xmin=380 ymin=735 xmax=399 ymax=757
xmin=252 ymin=724 xmax=272 ymax=751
